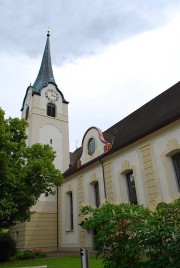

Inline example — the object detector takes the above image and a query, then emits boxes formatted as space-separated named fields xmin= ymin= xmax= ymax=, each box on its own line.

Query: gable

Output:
xmin=80 ymin=127 xmax=106 ymax=165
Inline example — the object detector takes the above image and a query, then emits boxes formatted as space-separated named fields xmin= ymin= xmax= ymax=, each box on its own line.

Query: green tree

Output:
xmin=80 ymin=199 xmax=180 ymax=268
xmin=0 ymin=108 xmax=63 ymax=229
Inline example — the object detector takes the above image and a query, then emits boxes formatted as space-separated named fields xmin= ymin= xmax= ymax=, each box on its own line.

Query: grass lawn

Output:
xmin=0 ymin=256 xmax=103 ymax=268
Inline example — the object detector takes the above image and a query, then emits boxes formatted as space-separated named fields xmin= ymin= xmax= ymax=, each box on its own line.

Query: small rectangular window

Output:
xmin=15 ymin=231 xmax=19 ymax=241
xmin=66 ymin=191 xmax=73 ymax=230
xmin=94 ymin=182 xmax=100 ymax=208
xmin=25 ymin=107 xmax=29 ymax=120
xmin=50 ymin=139 xmax=52 ymax=144
xmin=47 ymin=103 xmax=55 ymax=117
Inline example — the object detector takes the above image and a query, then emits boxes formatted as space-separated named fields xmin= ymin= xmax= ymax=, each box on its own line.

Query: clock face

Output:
xmin=45 ymin=89 xmax=59 ymax=102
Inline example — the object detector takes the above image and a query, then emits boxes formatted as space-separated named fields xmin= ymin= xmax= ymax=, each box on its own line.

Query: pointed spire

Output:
xmin=33 ymin=30 xmax=56 ymax=93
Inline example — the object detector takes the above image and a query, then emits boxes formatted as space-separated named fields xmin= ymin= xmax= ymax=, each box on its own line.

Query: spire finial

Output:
xmin=47 ymin=26 xmax=50 ymax=37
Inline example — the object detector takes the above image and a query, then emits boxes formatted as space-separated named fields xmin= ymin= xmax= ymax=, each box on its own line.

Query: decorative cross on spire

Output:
xmin=47 ymin=26 xmax=50 ymax=37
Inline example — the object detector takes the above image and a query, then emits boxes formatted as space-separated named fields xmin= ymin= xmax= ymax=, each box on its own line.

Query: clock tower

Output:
xmin=17 ymin=31 xmax=70 ymax=251
xmin=21 ymin=31 xmax=69 ymax=172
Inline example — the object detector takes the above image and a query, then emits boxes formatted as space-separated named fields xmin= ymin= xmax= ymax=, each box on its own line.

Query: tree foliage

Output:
xmin=0 ymin=231 xmax=17 ymax=262
xmin=139 ymin=199 xmax=180 ymax=267
xmin=80 ymin=199 xmax=180 ymax=268
xmin=0 ymin=108 xmax=63 ymax=229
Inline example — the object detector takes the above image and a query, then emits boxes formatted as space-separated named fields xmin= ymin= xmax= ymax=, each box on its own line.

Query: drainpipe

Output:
xmin=57 ymin=186 xmax=59 ymax=249
xmin=99 ymin=159 xmax=107 ymax=201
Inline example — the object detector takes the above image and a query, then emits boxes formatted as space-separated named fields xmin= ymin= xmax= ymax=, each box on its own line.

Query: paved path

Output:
xmin=46 ymin=251 xmax=95 ymax=258
xmin=46 ymin=251 xmax=80 ymax=257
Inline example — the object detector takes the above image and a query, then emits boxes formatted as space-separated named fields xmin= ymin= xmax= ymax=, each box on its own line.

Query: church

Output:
xmin=11 ymin=32 xmax=180 ymax=252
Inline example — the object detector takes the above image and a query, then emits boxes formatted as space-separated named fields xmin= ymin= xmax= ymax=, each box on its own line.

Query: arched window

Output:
xmin=47 ymin=103 xmax=55 ymax=117
xmin=88 ymin=138 xmax=95 ymax=156
xmin=25 ymin=107 xmax=29 ymax=120
xmin=94 ymin=181 xmax=100 ymax=207
xmin=126 ymin=171 xmax=138 ymax=204
xmin=90 ymin=181 xmax=100 ymax=207
xmin=172 ymin=153 xmax=180 ymax=191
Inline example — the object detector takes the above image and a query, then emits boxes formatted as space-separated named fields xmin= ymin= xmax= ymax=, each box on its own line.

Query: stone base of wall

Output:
xmin=11 ymin=212 xmax=57 ymax=252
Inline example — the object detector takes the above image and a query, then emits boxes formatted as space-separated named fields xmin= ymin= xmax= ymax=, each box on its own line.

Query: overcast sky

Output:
xmin=1 ymin=0 xmax=180 ymax=151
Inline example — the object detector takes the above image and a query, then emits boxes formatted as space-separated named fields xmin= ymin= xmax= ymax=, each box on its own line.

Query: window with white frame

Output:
xmin=172 ymin=153 xmax=180 ymax=192
xmin=66 ymin=191 xmax=73 ymax=231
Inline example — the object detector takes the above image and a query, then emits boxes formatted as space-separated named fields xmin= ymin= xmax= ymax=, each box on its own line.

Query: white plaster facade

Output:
xmin=59 ymin=120 xmax=180 ymax=250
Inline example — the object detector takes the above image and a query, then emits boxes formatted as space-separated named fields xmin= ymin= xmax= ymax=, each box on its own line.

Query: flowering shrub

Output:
xmin=138 ymin=199 xmax=180 ymax=268
xmin=32 ymin=248 xmax=47 ymax=257
xmin=80 ymin=199 xmax=180 ymax=268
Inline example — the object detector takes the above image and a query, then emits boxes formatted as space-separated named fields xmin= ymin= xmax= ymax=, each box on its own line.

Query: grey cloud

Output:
xmin=0 ymin=0 xmax=179 ymax=65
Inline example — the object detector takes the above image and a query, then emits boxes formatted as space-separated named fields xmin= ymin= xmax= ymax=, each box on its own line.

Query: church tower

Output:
xmin=13 ymin=31 xmax=70 ymax=251
xmin=21 ymin=31 xmax=69 ymax=172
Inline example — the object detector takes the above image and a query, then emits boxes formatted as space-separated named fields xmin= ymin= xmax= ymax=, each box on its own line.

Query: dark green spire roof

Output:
xmin=33 ymin=31 xmax=56 ymax=93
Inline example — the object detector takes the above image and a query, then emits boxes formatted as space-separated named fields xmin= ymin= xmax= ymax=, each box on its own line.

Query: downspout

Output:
xmin=99 ymin=159 xmax=107 ymax=201
xmin=57 ymin=186 xmax=59 ymax=249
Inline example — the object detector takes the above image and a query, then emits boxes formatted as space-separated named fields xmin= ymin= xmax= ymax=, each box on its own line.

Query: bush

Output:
xmin=139 ymin=199 xmax=180 ymax=268
xmin=14 ymin=248 xmax=47 ymax=260
xmin=15 ymin=250 xmax=34 ymax=260
xmin=80 ymin=199 xmax=180 ymax=268
xmin=0 ymin=231 xmax=17 ymax=262
xmin=80 ymin=202 xmax=150 ymax=268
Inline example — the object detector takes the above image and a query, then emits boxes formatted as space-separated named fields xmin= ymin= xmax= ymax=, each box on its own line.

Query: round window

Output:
xmin=88 ymin=138 xmax=95 ymax=156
